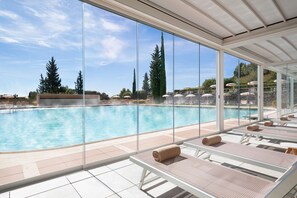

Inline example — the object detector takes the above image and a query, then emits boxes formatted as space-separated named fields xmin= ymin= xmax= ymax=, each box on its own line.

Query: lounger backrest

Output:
xmin=265 ymin=161 xmax=297 ymax=198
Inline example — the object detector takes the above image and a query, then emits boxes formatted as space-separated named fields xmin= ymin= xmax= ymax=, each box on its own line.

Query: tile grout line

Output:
xmin=65 ymin=177 xmax=83 ymax=198
xmin=88 ymin=170 xmax=120 ymax=197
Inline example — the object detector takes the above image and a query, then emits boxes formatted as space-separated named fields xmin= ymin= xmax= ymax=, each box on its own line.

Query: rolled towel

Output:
xmin=202 ymin=136 xmax=222 ymax=146
xmin=288 ymin=114 xmax=295 ymax=118
xmin=247 ymin=124 xmax=259 ymax=131
xmin=264 ymin=121 xmax=273 ymax=126
xmin=152 ymin=144 xmax=181 ymax=162
xmin=280 ymin=116 xmax=289 ymax=121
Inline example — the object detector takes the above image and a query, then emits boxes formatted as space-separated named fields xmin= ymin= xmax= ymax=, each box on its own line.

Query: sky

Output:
xmin=0 ymin=0 xmax=244 ymax=97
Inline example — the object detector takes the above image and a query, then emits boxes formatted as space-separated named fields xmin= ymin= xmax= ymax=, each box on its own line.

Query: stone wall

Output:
xmin=37 ymin=94 xmax=100 ymax=106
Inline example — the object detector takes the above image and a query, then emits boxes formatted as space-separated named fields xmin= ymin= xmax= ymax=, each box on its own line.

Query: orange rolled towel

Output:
xmin=264 ymin=121 xmax=273 ymax=126
xmin=288 ymin=114 xmax=295 ymax=118
xmin=247 ymin=124 xmax=259 ymax=131
xmin=280 ymin=116 xmax=289 ymax=121
xmin=202 ymin=136 xmax=222 ymax=146
xmin=152 ymin=144 xmax=181 ymax=162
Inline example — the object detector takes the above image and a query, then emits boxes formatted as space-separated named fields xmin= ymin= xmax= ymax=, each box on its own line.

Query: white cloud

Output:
xmin=101 ymin=18 xmax=127 ymax=32
xmin=0 ymin=1 xmax=81 ymax=50
xmin=0 ymin=37 xmax=19 ymax=43
xmin=0 ymin=10 xmax=19 ymax=20
xmin=100 ymin=36 xmax=126 ymax=60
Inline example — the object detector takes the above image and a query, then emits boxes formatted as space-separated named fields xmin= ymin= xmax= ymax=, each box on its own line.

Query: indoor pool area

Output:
xmin=1 ymin=0 xmax=297 ymax=197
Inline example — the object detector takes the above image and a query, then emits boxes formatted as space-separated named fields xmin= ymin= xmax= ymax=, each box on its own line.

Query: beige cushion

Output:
xmin=202 ymin=136 xmax=222 ymax=146
xmin=247 ymin=124 xmax=260 ymax=131
xmin=152 ymin=144 xmax=181 ymax=162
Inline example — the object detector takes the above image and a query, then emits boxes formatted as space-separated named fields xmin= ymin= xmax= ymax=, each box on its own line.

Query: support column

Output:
xmin=277 ymin=73 xmax=282 ymax=118
xmin=216 ymin=50 xmax=224 ymax=132
xmin=290 ymin=78 xmax=294 ymax=112
xmin=257 ymin=66 xmax=263 ymax=121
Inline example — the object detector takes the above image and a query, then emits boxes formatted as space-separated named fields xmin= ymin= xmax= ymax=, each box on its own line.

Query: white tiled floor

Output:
xmin=2 ymin=133 xmax=295 ymax=198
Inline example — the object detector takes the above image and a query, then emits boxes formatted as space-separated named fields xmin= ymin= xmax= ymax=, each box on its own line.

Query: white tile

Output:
xmin=10 ymin=177 xmax=69 ymax=198
xmin=106 ymin=194 xmax=120 ymax=198
xmin=66 ymin=171 xmax=92 ymax=183
xmin=143 ymin=178 xmax=177 ymax=197
xmin=115 ymin=164 xmax=155 ymax=185
xmin=88 ymin=166 xmax=111 ymax=176
xmin=72 ymin=177 xmax=113 ymax=198
xmin=107 ymin=159 xmax=132 ymax=170
xmin=96 ymin=171 xmax=134 ymax=193
xmin=118 ymin=186 xmax=151 ymax=198
xmin=0 ymin=192 xmax=9 ymax=198
xmin=29 ymin=185 xmax=80 ymax=198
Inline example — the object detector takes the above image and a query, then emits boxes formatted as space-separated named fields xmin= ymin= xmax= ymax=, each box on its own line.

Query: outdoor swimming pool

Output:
xmin=0 ymin=106 xmax=256 ymax=151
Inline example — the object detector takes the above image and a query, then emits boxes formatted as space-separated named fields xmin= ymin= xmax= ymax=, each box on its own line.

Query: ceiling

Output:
xmin=87 ymin=0 xmax=297 ymax=77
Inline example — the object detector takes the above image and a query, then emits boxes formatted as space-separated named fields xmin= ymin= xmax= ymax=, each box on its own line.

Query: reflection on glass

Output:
xmin=0 ymin=0 xmax=83 ymax=186
xmin=223 ymin=53 xmax=240 ymax=130
xmin=84 ymin=5 xmax=137 ymax=163
xmin=138 ymin=24 xmax=173 ymax=149
xmin=173 ymin=36 xmax=199 ymax=140
xmin=263 ymin=69 xmax=277 ymax=119
xmin=199 ymin=45 xmax=217 ymax=134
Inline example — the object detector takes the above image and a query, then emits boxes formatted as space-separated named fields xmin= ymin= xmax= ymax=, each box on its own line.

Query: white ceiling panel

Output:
xmin=249 ymin=0 xmax=283 ymax=24
xmin=276 ymin=0 xmax=297 ymax=19
xmin=272 ymin=37 xmax=297 ymax=59
xmin=148 ymin=0 xmax=232 ymax=38
xmin=218 ymin=0 xmax=265 ymax=30
xmin=243 ymin=44 xmax=279 ymax=63
xmin=187 ymin=0 xmax=247 ymax=34
xmin=258 ymin=40 xmax=291 ymax=61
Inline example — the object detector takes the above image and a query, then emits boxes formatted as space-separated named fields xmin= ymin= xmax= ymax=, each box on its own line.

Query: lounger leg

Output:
xmin=240 ymin=133 xmax=246 ymax=144
xmin=139 ymin=169 xmax=147 ymax=189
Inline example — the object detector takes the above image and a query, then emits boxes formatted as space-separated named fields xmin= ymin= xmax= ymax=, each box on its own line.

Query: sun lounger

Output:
xmin=259 ymin=124 xmax=297 ymax=133
xmin=184 ymin=138 xmax=297 ymax=172
xmin=232 ymin=126 xmax=297 ymax=143
xmin=130 ymin=151 xmax=297 ymax=198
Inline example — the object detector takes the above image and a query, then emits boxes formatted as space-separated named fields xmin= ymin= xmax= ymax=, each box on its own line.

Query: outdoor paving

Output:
xmin=1 ymin=131 xmax=296 ymax=197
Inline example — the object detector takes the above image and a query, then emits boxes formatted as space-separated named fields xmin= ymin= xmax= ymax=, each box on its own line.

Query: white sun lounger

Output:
xmin=130 ymin=151 xmax=297 ymax=198
xmin=184 ymin=138 xmax=297 ymax=172
xmin=232 ymin=126 xmax=297 ymax=143
xmin=259 ymin=124 xmax=297 ymax=133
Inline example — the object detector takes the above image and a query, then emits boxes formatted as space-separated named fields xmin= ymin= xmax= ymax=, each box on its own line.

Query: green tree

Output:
xmin=132 ymin=68 xmax=136 ymax=98
xmin=160 ymin=32 xmax=166 ymax=97
xmin=75 ymin=70 xmax=83 ymax=94
xmin=45 ymin=57 xmax=61 ymax=93
xmin=142 ymin=72 xmax=150 ymax=94
xmin=119 ymin=88 xmax=131 ymax=98
xmin=38 ymin=74 xmax=46 ymax=93
xmin=149 ymin=45 xmax=161 ymax=101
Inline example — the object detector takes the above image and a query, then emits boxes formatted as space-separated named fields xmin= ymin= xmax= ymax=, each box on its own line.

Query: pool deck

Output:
xmin=2 ymin=130 xmax=296 ymax=198
xmin=0 ymin=118 xmax=253 ymax=189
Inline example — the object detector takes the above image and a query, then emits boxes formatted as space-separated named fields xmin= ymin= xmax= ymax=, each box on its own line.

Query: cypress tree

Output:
xmin=45 ymin=57 xmax=61 ymax=93
xmin=38 ymin=74 xmax=46 ymax=93
xmin=149 ymin=45 xmax=161 ymax=101
xmin=160 ymin=32 xmax=166 ymax=97
xmin=132 ymin=68 xmax=136 ymax=98
xmin=75 ymin=70 xmax=83 ymax=94
xmin=142 ymin=72 xmax=150 ymax=94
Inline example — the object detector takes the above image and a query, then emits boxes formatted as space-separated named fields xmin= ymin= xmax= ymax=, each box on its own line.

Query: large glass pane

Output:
xmin=83 ymin=4 xmax=137 ymax=164
xmin=263 ymin=69 xmax=277 ymax=119
xmin=0 ymin=0 xmax=83 ymax=185
xmin=173 ymin=36 xmax=199 ymax=140
xmin=199 ymin=45 xmax=217 ymax=134
xmin=138 ymin=24 xmax=173 ymax=150
xmin=281 ymin=73 xmax=290 ymax=115
xmin=237 ymin=60 xmax=258 ymax=125
xmin=223 ymin=54 xmax=240 ymax=130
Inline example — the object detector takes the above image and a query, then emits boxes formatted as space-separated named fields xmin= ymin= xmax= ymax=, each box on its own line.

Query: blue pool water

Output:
xmin=0 ymin=106 xmax=256 ymax=151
